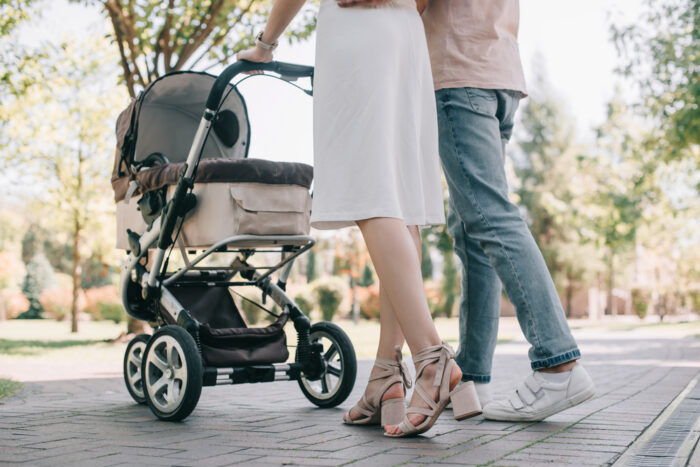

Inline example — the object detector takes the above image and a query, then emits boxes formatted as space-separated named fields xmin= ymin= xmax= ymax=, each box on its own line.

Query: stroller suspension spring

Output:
xmin=297 ymin=327 xmax=311 ymax=363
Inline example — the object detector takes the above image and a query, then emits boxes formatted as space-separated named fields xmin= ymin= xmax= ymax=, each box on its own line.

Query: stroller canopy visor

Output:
xmin=112 ymin=71 xmax=250 ymax=185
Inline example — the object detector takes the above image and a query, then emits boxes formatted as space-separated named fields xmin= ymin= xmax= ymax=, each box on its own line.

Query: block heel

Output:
xmin=343 ymin=346 xmax=411 ymax=426
xmin=381 ymin=397 xmax=406 ymax=426
xmin=450 ymin=380 xmax=482 ymax=421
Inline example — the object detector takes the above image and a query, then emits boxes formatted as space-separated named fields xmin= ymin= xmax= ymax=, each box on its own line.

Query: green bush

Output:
xmin=631 ymin=288 xmax=650 ymax=320
xmin=293 ymin=289 xmax=316 ymax=315
xmin=98 ymin=302 xmax=126 ymax=323
xmin=688 ymin=290 xmax=700 ymax=314
xmin=311 ymin=277 xmax=347 ymax=322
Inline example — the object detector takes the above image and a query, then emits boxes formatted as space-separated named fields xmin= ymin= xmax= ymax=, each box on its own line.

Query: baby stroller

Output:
xmin=113 ymin=60 xmax=357 ymax=421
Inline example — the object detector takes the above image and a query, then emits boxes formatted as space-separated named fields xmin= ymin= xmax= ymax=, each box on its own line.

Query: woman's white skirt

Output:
xmin=310 ymin=0 xmax=445 ymax=230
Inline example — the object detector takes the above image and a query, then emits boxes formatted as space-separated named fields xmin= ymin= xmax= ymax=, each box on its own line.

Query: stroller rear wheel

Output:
xmin=123 ymin=333 xmax=150 ymax=404
xmin=297 ymin=322 xmax=357 ymax=408
xmin=142 ymin=326 xmax=203 ymax=421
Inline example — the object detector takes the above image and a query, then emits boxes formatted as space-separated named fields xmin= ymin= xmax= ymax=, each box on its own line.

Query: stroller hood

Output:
xmin=112 ymin=71 xmax=250 ymax=191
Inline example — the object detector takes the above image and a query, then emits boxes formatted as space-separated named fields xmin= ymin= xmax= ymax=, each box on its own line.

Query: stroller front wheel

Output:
xmin=123 ymin=333 xmax=150 ymax=404
xmin=142 ymin=326 xmax=203 ymax=421
xmin=297 ymin=322 xmax=357 ymax=408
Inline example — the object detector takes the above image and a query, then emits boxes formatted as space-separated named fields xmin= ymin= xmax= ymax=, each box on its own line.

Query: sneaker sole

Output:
xmin=484 ymin=383 xmax=596 ymax=422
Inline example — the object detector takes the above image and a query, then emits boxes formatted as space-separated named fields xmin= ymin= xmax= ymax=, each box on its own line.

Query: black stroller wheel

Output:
xmin=142 ymin=326 xmax=203 ymax=421
xmin=297 ymin=322 xmax=357 ymax=408
xmin=123 ymin=333 xmax=150 ymax=404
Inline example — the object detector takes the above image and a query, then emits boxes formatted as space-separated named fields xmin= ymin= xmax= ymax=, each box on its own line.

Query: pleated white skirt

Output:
xmin=310 ymin=0 xmax=445 ymax=230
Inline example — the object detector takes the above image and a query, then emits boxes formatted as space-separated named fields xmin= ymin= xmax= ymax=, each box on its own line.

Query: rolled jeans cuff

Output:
xmin=531 ymin=349 xmax=581 ymax=371
xmin=461 ymin=374 xmax=491 ymax=384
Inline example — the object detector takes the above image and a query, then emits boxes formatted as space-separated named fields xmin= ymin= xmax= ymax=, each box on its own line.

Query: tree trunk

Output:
xmin=607 ymin=251 xmax=616 ymax=316
xmin=565 ymin=269 xmax=573 ymax=318
xmin=71 ymin=218 xmax=81 ymax=333
xmin=350 ymin=276 xmax=359 ymax=324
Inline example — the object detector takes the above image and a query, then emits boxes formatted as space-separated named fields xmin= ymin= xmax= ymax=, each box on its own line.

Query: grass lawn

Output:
xmin=0 ymin=320 xmax=128 ymax=363
xmin=0 ymin=317 xmax=510 ymax=365
xmin=294 ymin=318 xmax=513 ymax=359
xmin=0 ymin=378 xmax=22 ymax=399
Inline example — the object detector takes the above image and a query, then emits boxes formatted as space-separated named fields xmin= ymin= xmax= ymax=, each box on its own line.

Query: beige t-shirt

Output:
xmin=422 ymin=0 xmax=527 ymax=94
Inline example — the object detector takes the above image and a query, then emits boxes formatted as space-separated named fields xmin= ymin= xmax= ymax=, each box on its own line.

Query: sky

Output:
xmin=7 ymin=0 xmax=646 ymax=176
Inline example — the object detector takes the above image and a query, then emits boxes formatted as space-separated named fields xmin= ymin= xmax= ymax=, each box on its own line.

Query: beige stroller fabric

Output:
xmin=116 ymin=181 xmax=311 ymax=249
xmin=114 ymin=159 xmax=314 ymax=249
xmin=112 ymin=71 xmax=314 ymax=250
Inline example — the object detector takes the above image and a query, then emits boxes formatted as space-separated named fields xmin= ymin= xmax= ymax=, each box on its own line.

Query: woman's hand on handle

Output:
xmin=236 ymin=0 xmax=306 ymax=72
xmin=237 ymin=45 xmax=274 ymax=64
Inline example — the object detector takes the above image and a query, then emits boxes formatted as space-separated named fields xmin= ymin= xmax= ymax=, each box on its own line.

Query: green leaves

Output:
xmin=611 ymin=0 xmax=699 ymax=164
xmin=84 ymin=0 xmax=317 ymax=97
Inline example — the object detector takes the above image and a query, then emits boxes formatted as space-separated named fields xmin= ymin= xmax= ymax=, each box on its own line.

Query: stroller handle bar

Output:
xmin=206 ymin=60 xmax=314 ymax=110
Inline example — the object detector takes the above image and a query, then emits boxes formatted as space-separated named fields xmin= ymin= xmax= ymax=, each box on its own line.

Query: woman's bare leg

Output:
xmin=347 ymin=226 xmax=419 ymax=420
xmin=356 ymin=218 xmax=461 ymax=433
xmin=375 ymin=225 xmax=421 ymax=359
xmin=356 ymin=218 xmax=440 ymax=352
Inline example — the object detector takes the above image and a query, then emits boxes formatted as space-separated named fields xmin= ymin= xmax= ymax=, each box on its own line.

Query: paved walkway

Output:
xmin=1 ymin=329 xmax=699 ymax=466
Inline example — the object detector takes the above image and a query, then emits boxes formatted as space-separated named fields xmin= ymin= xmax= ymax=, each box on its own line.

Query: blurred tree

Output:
xmin=514 ymin=66 xmax=602 ymax=315
xmin=357 ymin=263 xmax=375 ymax=288
xmin=311 ymin=277 xmax=347 ymax=322
xmin=76 ymin=0 xmax=318 ymax=97
xmin=0 ymin=251 xmax=26 ymax=321
xmin=611 ymin=0 xmax=699 ymax=165
xmin=420 ymin=231 xmax=433 ymax=280
xmin=305 ymin=247 xmax=317 ymax=282
xmin=0 ymin=0 xmax=44 ymax=98
xmin=0 ymin=209 xmax=25 ymax=254
xmin=18 ymin=253 xmax=54 ymax=319
xmin=332 ymin=231 xmax=365 ymax=323
xmin=0 ymin=37 xmax=125 ymax=332
xmin=581 ymin=97 xmax=647 ymax=315
xmin=435 ymin=228 xmax=458 ymax=318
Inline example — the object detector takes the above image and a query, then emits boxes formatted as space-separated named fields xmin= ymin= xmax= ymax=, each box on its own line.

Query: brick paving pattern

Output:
xmin=1 ymin=332 xmax=699 ymax=466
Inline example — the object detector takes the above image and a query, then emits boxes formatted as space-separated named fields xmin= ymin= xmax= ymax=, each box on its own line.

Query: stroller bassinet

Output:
xmin=117 ymin=62 xmax=357 ymax=421
xmin=112 ymin=71 xmax=313 ymax=249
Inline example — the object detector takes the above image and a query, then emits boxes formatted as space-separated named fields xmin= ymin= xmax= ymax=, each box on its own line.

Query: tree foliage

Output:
xmin=513 ymin=68 xmax=604 ymax=314
xmin=611 ymin=0 xmax=699 ymax=164
xmin=77 ymin=0 xmax=318 ymax=97
xmin=1 ymin=34 xmax=126 ymax=330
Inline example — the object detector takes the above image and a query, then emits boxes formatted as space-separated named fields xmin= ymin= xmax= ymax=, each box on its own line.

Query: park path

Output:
xmin=1 ymin=329 xmax=699 ymax=466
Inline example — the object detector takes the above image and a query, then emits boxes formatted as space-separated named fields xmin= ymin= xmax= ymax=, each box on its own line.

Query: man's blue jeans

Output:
xmin=435 ymin=87 xmax=580 ymax=382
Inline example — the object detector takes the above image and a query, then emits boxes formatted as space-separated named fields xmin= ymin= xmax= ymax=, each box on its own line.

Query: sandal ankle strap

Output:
xmin=412 ymin=341 xmax=455 ymax=387
xmin=370 ymin=346 xmax=412 ymax=389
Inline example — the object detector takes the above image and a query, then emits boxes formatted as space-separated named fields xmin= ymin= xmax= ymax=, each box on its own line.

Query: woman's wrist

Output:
xmin=257 ymin=31 xmax=279 ymax=51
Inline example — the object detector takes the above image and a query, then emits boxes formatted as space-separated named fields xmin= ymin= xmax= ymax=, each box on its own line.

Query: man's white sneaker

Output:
xmin=482 ymin=364 xmax=595 ymax=421
xmin=475 ymin=382 xmax=492 ymax=406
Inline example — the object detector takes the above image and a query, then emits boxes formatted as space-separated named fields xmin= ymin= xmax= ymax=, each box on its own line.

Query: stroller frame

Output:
xmin=120 ymin=61 xmax=357 ymax=421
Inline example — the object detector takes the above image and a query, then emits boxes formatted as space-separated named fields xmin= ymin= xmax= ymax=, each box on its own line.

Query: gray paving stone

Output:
xmin=2 ymin=335 xmax=699 ymax=466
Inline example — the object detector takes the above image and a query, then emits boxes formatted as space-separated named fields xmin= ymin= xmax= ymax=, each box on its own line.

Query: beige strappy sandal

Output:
xmin=385 ymin=341 xmax=481 ymax=438
xmin=343 ymin=346 xmax=412 ymax=426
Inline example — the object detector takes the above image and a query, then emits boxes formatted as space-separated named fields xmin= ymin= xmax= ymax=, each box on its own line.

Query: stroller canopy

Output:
xmin=112 ymin=71 xmax=250 ymax=189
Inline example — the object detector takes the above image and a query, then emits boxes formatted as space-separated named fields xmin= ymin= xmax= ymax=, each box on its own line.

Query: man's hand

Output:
xmin=337 ymin=0 xmax=391 ymax=7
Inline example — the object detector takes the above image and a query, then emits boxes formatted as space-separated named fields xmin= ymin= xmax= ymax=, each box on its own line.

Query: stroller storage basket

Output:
xmin=167 ymin=286 xmax=289 ymax=367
